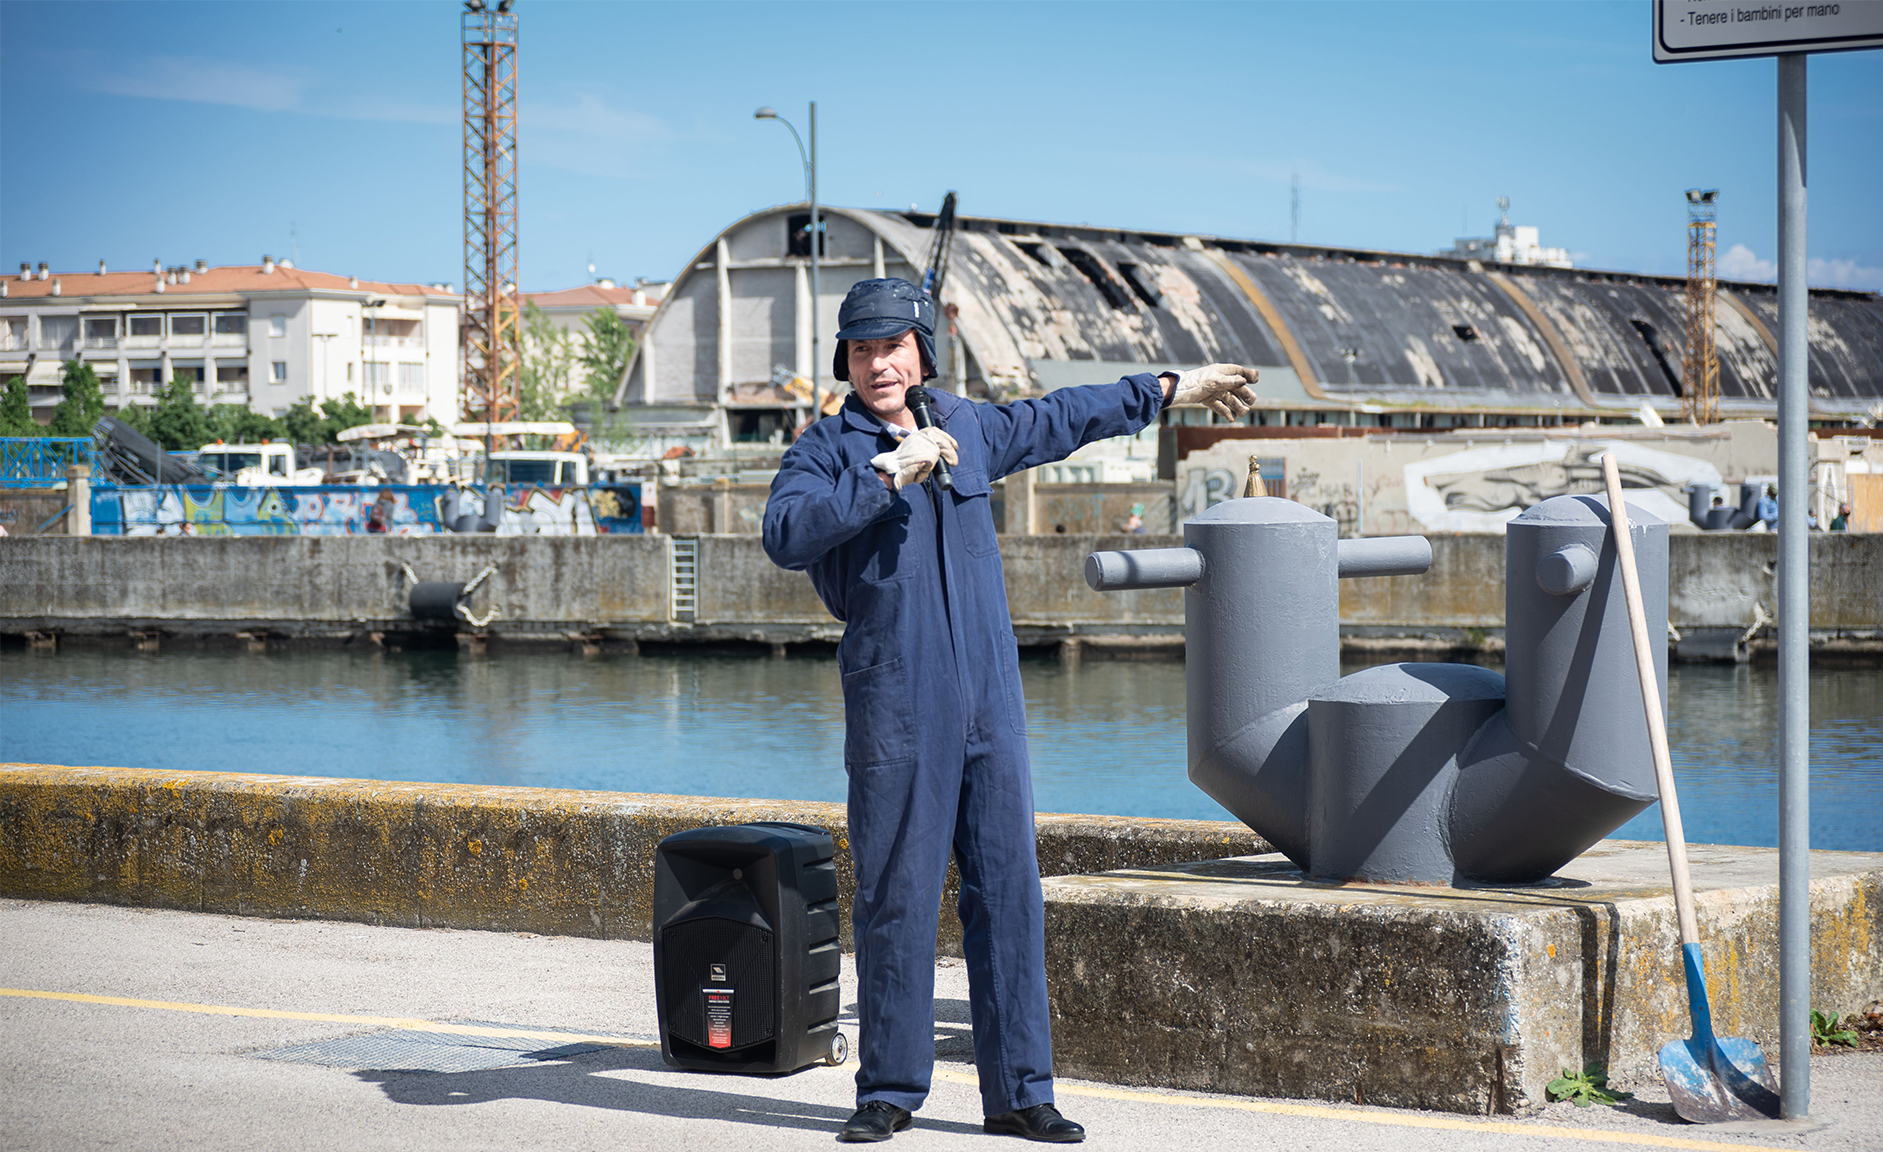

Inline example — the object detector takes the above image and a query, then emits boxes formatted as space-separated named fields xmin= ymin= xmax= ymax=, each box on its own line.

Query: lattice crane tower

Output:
xmin=462 ymin=0 xmax=520 ymax=427
xmin=1682 ymin=189 xmax=1720 ymax=425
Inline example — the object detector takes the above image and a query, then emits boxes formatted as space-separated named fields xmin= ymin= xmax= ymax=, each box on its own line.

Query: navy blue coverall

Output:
xmin=761 ymin=374 xmax=1166 ymax=1116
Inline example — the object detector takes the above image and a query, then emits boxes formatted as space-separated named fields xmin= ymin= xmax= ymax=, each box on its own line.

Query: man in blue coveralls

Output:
xmin=763 ymin=278 xmax=1258 ymax=1143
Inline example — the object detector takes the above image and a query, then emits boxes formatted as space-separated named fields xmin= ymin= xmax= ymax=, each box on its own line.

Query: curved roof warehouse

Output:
xmin=609 ymin=205 xmax=1883 ymax=448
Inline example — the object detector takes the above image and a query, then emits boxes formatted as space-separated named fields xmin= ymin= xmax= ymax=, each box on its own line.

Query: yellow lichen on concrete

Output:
xmin=0 ymin=763 xmax=1262 ymax=953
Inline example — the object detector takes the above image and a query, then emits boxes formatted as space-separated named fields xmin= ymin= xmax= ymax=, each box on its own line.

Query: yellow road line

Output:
xmin=0 ymin=987 xmax=657 ymax=1049
xmin=4 ymin=987 xmax=1791 ymax=1152
xmin=932 ymin=1070 xmax=1795 ymax=1152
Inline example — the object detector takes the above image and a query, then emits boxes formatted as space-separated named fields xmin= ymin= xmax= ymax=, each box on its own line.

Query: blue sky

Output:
xmin=3 ymin=1 xmax=1879 ymax=292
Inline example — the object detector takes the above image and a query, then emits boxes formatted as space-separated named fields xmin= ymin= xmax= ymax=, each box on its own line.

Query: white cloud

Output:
xmin=1233 ymin=158 xmax=1400 ymax=195
xmin=1718 ymin=243 xmax=1776 ymax=282
xmin=526 ymin=94 xmax=667 ymax=144
xmin=1718 ymin=243 xmax=1883 ymax=291
xmin=82 ymin=54 xmax=313 ymax=113
xmin=1806 ymin=256 xmax=1883 ymax=293
xmin=59 ymin=49 xmax=453 ymax=125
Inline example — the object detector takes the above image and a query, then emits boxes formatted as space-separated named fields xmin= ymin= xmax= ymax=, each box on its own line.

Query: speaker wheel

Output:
xmin=825 ymin=1030 xmax=849 ymax=1067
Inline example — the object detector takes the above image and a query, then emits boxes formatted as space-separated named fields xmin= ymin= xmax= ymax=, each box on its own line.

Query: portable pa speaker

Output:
xmin=653 ymin=822 xmax=847 ymax=1073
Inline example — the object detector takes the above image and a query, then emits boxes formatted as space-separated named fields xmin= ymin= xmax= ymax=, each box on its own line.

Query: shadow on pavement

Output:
xmin=353 ymin=1046 xmax=986 ymax=1136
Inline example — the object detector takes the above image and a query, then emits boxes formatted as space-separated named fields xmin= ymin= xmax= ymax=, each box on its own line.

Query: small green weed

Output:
xmin=1546 ymin=1064 xmax=1634 ymax=1108
xmin=1811 ymin=1008 xmax=1858 ymax=1048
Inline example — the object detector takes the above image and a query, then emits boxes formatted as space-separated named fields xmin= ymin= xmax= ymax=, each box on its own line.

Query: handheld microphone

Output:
xmin=903 ymin=386 xmax=952 ymax=491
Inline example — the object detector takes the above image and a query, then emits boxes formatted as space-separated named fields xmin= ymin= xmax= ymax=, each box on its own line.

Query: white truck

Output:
xmin=486 ymin=450 xmax=589 ymax=487
xmin=197 ymin=442 xmax=325 ymax=487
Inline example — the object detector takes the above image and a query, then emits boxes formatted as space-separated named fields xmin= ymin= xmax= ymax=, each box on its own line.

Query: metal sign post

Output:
xmin=1653 ymin=0 xmax=1881 ymax=1120
xmin=1775 ymin=52 xmax=1809 ymax=1122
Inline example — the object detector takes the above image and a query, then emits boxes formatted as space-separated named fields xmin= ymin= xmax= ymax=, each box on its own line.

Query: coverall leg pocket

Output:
xmin=842 ymin=657 xmax=915 ymax=768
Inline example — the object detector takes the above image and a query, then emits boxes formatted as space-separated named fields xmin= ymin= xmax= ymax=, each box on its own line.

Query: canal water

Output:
xmin=4 ymin=649 xmax=1879 ymax=852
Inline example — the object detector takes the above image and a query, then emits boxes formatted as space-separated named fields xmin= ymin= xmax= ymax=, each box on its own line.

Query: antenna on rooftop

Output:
xmin=1291 ymin=171 xmax=1300 ymax=244
xmin=1497 ymin=196 xmax=1510 ymax=228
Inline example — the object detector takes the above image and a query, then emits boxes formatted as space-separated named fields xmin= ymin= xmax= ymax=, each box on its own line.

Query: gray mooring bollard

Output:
xmin=1086 ymin=493 xmax=1666 ymax=885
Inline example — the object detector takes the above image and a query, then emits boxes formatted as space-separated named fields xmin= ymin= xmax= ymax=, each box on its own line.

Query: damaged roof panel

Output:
xmin=614 ymin=204 xmax=1883 ymax=420
xmin=1228 ymin=251 xmax=1574 ymax=398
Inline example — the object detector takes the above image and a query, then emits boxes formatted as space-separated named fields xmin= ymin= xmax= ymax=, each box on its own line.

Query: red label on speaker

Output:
xmin=704 ymin=988 xmax=734 ymax=1049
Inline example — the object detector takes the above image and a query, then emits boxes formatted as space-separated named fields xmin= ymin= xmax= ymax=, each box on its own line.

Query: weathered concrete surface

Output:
xmin=3 ymin=532 xmax=1878 ymax=655
xmin=1043 ymin=841 xmax=1883 ymax=1116
xmin=0 ymin=764 xmax=1267 ymax=956
xmin=12 ymin=898 xmax=1880 ymax=1151
xmin=0 ymin=487 xmax=73 ymax=536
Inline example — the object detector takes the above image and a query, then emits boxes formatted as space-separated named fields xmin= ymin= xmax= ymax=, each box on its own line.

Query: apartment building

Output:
xmin=0 ymin=258 xmax=462 ymax=424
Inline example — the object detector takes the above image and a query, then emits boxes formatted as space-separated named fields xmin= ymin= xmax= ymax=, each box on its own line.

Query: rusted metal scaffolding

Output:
xmin=461 ymin=1 xmax=520 ymax=429
xmin=1682 ymin=189 xmax=1720 ymax=424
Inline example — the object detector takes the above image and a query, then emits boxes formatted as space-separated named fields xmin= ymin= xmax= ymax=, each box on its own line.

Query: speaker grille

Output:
xmin=661 ymin=916 xmax=775 ymax=1050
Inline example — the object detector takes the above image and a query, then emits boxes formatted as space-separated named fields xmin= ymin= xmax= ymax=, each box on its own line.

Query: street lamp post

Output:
xmin=755 ymin=102 xmax=820 ymax=424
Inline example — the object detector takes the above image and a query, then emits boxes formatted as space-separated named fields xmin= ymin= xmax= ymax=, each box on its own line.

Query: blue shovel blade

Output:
xmin=1658 ymin=1035 xmax=1781 ymax=1124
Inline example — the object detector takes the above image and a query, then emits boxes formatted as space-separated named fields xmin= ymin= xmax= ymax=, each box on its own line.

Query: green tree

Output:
xmin=0 ymin=375 xmax=36 ymax=436
xmin=109 ymin=403 xmax=155 ymax=438
xmin=278 ymin=392 xmax=375 ymax=444
xmin=321 ymin=391 xmax=376 ymax=439
xmin=48 ymin=359 xmax=108 ymax=437
xmin=145 ymin=379 xmax=214 ymax=450
xmin=206 ymin=404 xmax=284 ymax=444
xmin=517 ymin=301 xmax=578 ymax=420
xmin=579 ymin=306 xmax=636 ymax=404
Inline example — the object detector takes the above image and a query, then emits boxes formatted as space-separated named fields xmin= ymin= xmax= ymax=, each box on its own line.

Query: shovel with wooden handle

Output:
xmin=1601 ymin=452 xmax=1781 ymax=1124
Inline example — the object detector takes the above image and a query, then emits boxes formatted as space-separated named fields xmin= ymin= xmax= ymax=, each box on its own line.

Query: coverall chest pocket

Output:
xmin=948 ymin=469 xmax=1000 ymax=557
xmin=841 ymin=657 xmax=914 ymax=768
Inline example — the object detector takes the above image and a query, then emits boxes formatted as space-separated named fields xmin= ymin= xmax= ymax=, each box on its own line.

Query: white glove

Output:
xmin=1169 ymin=364 xmax=1260 ymax=421
xmin=870 ymin=427 xmax=959 ymax=490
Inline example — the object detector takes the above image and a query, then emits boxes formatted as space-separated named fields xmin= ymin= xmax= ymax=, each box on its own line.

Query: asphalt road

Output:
xmin=1 ymin=898 xmax=1875 ymax=1152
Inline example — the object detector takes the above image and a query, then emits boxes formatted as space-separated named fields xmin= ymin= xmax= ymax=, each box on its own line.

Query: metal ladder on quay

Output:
xmin=670 ymin=536 xmax=698 ymax=623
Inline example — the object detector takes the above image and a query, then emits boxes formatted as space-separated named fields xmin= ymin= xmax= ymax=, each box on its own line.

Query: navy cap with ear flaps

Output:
xmin=832 ymin=277 xmax=936 ymax=381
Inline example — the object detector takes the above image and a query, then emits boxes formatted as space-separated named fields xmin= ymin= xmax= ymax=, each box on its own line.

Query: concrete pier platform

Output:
xmin=1043 ymin=842 xmax=1883 ymax=1116
xmin=6 ymin=897 xmax=1880 ymax=1152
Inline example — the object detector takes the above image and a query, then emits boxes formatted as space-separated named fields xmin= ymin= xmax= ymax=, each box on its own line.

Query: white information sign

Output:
xmin=1654 ymin=0 xmax=1883 ymax=61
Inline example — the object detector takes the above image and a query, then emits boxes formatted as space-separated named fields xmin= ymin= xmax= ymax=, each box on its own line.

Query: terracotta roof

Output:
xmin=523 ymin=284 xmax=663 ymax=309
xmin=0 ymin=264 xmax=458 ymax=301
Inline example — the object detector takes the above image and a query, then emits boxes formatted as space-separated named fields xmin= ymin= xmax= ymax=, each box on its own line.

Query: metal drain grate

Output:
xmin=253 ymin=1020 xmax=649 ymax=1074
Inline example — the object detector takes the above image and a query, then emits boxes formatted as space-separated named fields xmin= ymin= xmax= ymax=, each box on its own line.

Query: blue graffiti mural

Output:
xmin=90 ymin=483 xmax=644 ymax=536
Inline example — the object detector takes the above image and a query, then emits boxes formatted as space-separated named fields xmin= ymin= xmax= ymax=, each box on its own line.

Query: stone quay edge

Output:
xmin=1042 ymin=843 xmax=1882 ymax=1116
xmin=0 ymin=763 xmax=1266 ymax=955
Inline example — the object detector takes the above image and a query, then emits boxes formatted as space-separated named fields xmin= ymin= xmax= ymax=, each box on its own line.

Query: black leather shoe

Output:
xmin=984 ymin=1103 xmax=1085 ymax=1143
xmin=839 ymin=1100 xmax=913 ymax=1143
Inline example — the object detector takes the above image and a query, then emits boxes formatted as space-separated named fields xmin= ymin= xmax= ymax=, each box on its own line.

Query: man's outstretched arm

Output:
xmin=976 ymin=365 xmax=1258 ymax=481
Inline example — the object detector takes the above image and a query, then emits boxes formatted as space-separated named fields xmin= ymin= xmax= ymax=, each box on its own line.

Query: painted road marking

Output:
xmin=0 ymin=988 xmax=658 ymax=1049
xmin=3 ymin=987 xmax=1793 ymax=1152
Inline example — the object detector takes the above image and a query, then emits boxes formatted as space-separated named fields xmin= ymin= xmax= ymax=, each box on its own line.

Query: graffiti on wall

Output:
xmin=91 ymin=483 xmax=643 ymax=536
xmin=1403 ymin=441 xmax=1719 ymax=532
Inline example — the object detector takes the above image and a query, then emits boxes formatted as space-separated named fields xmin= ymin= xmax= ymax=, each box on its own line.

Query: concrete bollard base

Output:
xmin=1042 ymin=840 xmax=1883 ymax=1116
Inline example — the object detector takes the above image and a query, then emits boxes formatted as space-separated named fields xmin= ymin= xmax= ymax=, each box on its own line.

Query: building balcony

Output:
xmin=121 ymin=335 xmax=162 ymax=350
xmin=0 ymin=335 xmax=28 ymax=352
xmin=362 ymin=334 xmax=423 ymax=349
xmin=211 ymin=333 xmax=246 ymax=348
xmin=84 ymin=336 xmax=119 ymax=351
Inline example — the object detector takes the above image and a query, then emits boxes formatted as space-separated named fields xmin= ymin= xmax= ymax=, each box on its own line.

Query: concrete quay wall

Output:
xmin=1044 ymin=845 xmax=1883 ymax=1116
xmin=3 ymin=532 xmax=1879 ymax=654
xmin=0 ymin=764 xmax=1265 ymax=956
